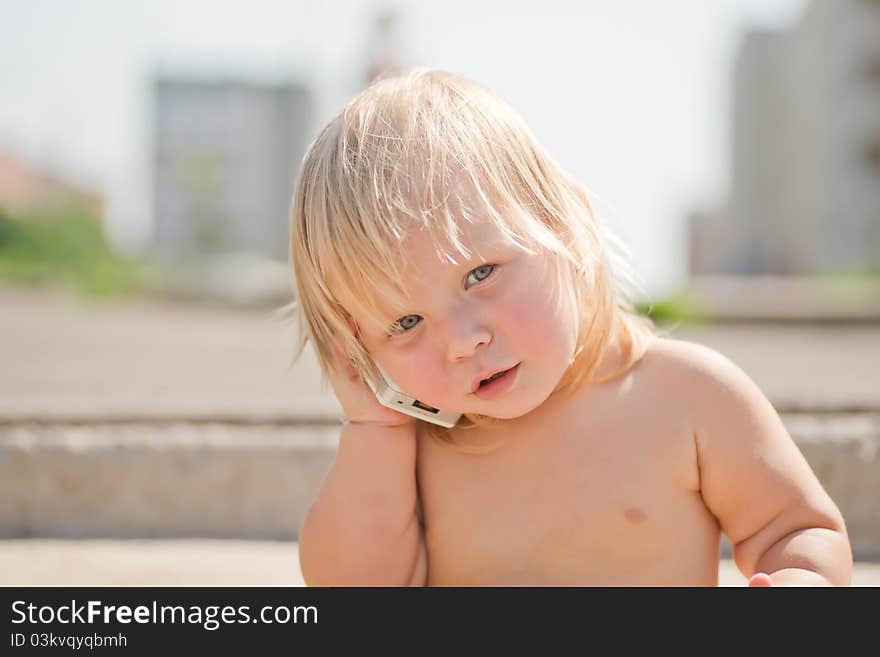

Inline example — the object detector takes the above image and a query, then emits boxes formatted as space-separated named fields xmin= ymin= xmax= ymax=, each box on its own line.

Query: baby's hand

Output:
xmin=748 ymin=572 xmax=774 ymax=587
xmin=326 ymin=328 xmax=415 ymax=428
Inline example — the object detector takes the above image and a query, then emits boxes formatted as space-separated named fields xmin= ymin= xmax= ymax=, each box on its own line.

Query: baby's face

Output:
xmin=348 ymin=219 xmax=579 ymax=420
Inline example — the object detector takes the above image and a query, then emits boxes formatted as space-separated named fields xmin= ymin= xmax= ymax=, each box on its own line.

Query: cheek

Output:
xmin=384 ymin=352 xmax=450 ymax=402
xmin=496 ymin=270 xmax=577 ymax=348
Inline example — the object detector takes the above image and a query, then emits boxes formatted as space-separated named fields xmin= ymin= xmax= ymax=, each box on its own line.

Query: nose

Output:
xmin=442 ymin=308 xmax=492 ymax=362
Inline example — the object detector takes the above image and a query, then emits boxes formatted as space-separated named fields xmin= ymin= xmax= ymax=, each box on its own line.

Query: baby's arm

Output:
xmin=298 ymin=421 xmax=427 ymax=586
xmin=679 ymin=341 xmax=852 ymax=586
xmin=298 ymin=329 xmax=427 ymax=586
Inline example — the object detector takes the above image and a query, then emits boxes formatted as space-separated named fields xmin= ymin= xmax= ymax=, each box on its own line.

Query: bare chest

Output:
xmin=417 ymin=389 xmax=719 ymax=585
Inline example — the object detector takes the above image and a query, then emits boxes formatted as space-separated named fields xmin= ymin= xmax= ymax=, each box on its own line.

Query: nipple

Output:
xmin=624 ymin=507 xmax=647 ymax=524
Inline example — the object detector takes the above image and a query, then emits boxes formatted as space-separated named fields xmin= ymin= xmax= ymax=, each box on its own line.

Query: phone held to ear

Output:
xmin=365 ymin=362 xmax=462 ymax=428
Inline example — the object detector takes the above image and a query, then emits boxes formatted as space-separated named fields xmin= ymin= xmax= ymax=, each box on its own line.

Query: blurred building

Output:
xmin=691 ymin=0 xmax=880 ymax=275
xmin=152 ymin=77 xmax=311 ymax=261
xmin=0 ymin=151 xmax=103 ymax=220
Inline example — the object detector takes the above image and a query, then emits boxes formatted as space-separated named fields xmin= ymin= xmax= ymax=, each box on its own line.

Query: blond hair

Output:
xmin=285 ymin=68 xmax=658 ymax=445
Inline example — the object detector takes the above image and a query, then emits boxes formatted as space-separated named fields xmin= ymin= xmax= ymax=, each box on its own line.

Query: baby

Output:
xmin=289 ymin=68 xmax=851 ymax=586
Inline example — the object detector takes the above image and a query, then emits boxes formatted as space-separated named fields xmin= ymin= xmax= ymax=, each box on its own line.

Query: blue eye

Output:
xmin=466 ymin=264 xmax=495 ymax=287
xmin=390 ymin=314 xmax=421 ymax=334
xmin=388 ymin=264 xmax=496 ymax=335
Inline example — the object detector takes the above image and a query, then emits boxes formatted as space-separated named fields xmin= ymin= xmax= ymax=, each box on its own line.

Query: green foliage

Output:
xmin=635 ymin=294 xmax=708 ymax=325
xmin=821 ymin=267 xmax=880 ymax=281
xmin=0 ymin=205 xmax=148 ymax=298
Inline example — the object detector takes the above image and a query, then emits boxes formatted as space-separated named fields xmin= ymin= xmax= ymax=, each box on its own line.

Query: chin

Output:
xmin=473 ymin=395 xmax=548 ymax=421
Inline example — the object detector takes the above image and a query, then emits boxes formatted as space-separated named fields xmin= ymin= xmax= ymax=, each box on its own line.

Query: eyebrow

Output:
xmin=453 ymin=237 xmax=515 ymax=263
xmin=381 ymin=241 xmax=512 ymax=316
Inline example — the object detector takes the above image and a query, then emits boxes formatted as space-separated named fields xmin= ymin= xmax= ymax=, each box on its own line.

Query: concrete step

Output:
xmin=2 ymin=414 xmax=878 ymax=559
xmin=684 ymin=275 xmax=880 ymax=323
xmin=0 ymin=422 xmax=338 ymax=541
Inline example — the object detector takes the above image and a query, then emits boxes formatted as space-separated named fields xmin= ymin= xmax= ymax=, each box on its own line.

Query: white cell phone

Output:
xmin=365 ymin=361 xmax=462 ymax=428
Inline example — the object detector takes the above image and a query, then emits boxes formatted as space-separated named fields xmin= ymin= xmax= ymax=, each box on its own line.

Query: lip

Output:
xmin=471 ymin=363 xmax=520 ymax=396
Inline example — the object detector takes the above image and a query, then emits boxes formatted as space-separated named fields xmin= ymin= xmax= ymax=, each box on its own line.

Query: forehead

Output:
xmin=400 ymin=217 xmax=521 ymax=268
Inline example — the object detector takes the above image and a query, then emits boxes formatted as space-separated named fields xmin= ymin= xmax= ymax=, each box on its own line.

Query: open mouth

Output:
xmin=480 ymin=369 xmax=510 ymax=387
xmin=474 ymin=363 xmax=520 ymax=399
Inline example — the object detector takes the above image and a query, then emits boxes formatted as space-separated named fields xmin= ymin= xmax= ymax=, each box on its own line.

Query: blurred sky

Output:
xmin=0 ymin=0 xmax=806 ymax=297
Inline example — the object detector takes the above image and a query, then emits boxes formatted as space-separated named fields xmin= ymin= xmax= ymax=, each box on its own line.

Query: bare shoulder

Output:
xmin=644 ymin=339 xmax=849 ymax=575
xmin=634 ymin=336 xmax=751 ymax=399
xmin=639 ymin=336 xmax=741 ymax=379
xmin=634 ymin=336 xmax=772 ymax=433
xmin=640 ymin=336 xmax=810 ymax=489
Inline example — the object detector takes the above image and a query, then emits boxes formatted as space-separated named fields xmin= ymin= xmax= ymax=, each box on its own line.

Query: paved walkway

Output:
xmin=2 ymin=287 xmax=879 ymax=422
xmin=1 ymin=540 xmax=877 ymax=586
